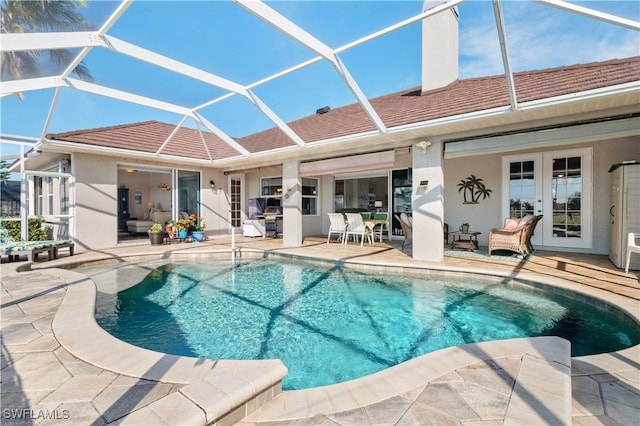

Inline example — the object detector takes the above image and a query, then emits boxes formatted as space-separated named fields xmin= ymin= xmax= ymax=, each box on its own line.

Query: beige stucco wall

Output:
xmin=72 ymin=152 xmax=119 ymax=251
xmin=71 ymin=153 xmax=228 ymax=250
xmin=443 ymin=136 xmax=639 ymax=253
xmin=69 ymin=133 xmax=636 ymax=254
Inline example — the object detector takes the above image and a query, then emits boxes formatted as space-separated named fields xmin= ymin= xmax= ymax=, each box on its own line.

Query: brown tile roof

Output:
xmin=47 ymin=56 xmax=640 ymax=161
xmin=47 ymin=121 xmax=239 ymax=160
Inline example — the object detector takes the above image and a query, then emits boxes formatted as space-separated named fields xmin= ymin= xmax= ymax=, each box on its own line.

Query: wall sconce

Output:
xmin=209 ymin=180 xmax=215 ymax=190
xmin=416 ymin=140 xmax=432 ymax=154
xmin=419 ymin=180 xmax=429 ymax=189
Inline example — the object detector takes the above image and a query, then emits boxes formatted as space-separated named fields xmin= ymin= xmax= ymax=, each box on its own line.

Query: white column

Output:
xmin=282 ymin=160 xmax=302 ymax=247
xmin=412 ymin=139 xmax=444 ymax=261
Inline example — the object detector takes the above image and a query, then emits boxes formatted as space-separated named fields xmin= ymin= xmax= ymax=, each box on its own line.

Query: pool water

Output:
xmin=92 ymin=259 xmax=640 ymax=390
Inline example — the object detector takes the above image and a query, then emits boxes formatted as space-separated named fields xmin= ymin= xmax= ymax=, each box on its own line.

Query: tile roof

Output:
xmin=47 ymin=121 xmax=238 ymax=160
xmin=47 ymin=56 xmax=640 ymax=161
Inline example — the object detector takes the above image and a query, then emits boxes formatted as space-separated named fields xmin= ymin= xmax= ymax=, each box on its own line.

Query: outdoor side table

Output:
xmin=450 ymin=231 xmax=481 ymax=251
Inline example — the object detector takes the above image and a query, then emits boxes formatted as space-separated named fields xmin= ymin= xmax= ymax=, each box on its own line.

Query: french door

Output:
xmin=502 ymin=148 xmax=592 ymax=249
xmin=229 ymin=175 xmax=244 ymax=231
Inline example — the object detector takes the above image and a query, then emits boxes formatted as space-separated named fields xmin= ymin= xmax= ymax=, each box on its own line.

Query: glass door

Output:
xmin=502 ymin=148 xmax=592 ymax=249
xmin=229 ymin=175 xmax=243 ymax=230
xmin=502 ymin=154 xmax=543 ymax=247
xmin=175 ymin=170 xmax=200 ymax=216
xmin=543 ymin=148 xmax=592 ymax=249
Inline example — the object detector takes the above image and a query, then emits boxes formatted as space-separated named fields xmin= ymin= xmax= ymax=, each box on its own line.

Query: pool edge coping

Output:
xmin=13 ymin=247 xmax=640 ymax=423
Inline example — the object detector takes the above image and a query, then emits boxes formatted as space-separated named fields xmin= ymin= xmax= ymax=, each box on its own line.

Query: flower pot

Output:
xmin=178 ymin=229 xmax=188 ymax=239
xmin=460 ymin=225 xmax=469 ymax=233
xmin=149 ymin=233 xmax=165 ymax=245
xmin=192 ymin=231 xmax=205 ymax=242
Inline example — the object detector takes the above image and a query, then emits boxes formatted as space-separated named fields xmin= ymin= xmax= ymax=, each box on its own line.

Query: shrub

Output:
xmin=0 ymin=218 xmax=48 ymax=241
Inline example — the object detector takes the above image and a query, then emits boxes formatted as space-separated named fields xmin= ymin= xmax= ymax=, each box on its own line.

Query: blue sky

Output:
xmin=1 ymin=0 xmax=639 ymax=159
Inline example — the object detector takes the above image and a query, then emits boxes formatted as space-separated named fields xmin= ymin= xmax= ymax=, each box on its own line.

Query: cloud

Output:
xmin=459 ymin=1 xmax=639 ymax=77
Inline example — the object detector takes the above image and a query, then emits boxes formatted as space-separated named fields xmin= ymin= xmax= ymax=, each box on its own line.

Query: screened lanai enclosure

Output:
xmin=1 ymin=0 xmax=638 ymax=253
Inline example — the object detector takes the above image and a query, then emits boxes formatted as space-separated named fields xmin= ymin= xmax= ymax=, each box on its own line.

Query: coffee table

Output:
xmin=450 ymin=231 xmax=481 ymax=251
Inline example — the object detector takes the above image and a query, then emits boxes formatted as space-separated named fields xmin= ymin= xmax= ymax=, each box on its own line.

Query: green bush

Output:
xmin=0 ymin=218 xmax=48 ymax=241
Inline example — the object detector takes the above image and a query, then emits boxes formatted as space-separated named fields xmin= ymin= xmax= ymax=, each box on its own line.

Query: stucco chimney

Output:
xmin=422 ymin=1 xmax=459 ymax=93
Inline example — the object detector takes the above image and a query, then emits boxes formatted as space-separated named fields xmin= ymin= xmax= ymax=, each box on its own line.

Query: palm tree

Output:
xmin=1 ymin=0 xmax=93 ymax=85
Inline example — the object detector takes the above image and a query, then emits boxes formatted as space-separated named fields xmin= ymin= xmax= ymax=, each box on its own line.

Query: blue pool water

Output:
xmin=92 ymin=259 xmax=640 ymax=390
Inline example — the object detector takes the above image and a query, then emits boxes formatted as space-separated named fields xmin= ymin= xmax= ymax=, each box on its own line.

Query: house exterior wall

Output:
xmin=67 ymin=132 xmax=636 ymax=255
xmin=443 ymin=136 xmax=639 ymax=254
xmin=73 ymin=153 xmax=119 ymax=251
xmin=71 ymin=152 xmax=229 ymax=250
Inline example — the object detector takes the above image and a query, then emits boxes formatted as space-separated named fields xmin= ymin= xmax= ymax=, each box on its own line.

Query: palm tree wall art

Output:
xmin=457 ymin=175 xmax=492 ymax=204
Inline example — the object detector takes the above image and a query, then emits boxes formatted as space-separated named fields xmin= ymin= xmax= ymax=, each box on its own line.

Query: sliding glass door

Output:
xmin=176 ymin=170 xmax=200 ymax=216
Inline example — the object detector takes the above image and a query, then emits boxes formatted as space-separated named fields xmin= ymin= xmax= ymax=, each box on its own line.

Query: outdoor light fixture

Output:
xmin=419 ymin=180 xmax=429 ymax=189
xmin=416 ymin=140 xmax=432 ymax=154
xmin=209 ymin=180 xmax=215 ymax=189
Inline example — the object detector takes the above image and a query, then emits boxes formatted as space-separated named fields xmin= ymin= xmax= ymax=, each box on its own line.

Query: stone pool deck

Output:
xmin=1 ymin=236 xmax=639 ymax=425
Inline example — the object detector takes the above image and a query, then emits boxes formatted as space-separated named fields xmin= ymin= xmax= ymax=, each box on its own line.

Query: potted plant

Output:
xmin=163 ymin=220 xmax=175 ymax=239
xmin=147 ymin=223 xmax=165 ymax=245
xmin=174 ymin=219 xmax=191 ymax=239
xmin=190 ymin=215 xmax=206 ymax=242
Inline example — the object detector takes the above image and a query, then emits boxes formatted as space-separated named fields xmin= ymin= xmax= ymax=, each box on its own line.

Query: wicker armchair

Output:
xmin=489 ymin=214 xmax=542 ymax=257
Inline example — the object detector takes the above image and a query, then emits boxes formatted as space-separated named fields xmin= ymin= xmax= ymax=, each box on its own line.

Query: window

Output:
xmin=302 ymin=177 xmax=318 ymax=215
xmin=34 ymin=176 xmax=54 ymax=215
xmin=261 ymin=177 xmax=282 ymax=198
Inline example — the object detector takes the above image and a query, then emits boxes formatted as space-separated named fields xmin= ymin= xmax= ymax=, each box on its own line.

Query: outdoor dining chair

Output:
xmin=372 ymin=212 xmax=389 ymax=242
xmin=327 ymin=213 xmax=347 ymax=244
xmin=344 ymin=213 xmax=373 ymax=246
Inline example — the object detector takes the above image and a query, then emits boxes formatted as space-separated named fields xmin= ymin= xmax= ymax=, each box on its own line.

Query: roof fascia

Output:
xmin=517 ymin=81 xmax=640 ymax=110
xmin=534 ymin=0 xmax=640 ymax=31
xmin=236 ymin=0 xmax=388 ymax=133
xmin=492 ymin=1 xmax=518 ymax=110
xmin=40 ymin=138 xmax=221 ymax=166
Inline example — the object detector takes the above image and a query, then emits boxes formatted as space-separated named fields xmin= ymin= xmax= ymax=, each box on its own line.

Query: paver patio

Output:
xmin=1 ymin=236 xmax=638 ymax=425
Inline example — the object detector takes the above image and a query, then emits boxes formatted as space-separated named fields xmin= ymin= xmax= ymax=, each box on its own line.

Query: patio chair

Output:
xmin=372 ymin=212 xmax=389 ymax=242
xmin=488 ymin=214 xmax=542 ymax=257
xmin=327 ymin=213 xmax=347 ymax=244
xmin=344 ymin=213 xmax=373 ymax=246
xmin=625 ymin=232 xmax=640 ymax=273
xmin=394 ymin=214 xmax=412 ymax=250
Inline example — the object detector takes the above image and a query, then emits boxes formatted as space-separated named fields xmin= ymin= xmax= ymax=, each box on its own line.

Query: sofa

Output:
xmin=126 ymin=211 xmax=172 ymax=233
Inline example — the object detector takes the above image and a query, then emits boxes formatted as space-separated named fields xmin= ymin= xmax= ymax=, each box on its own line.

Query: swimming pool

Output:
xmin=89 ymin=258 xmax=640 ymax=390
